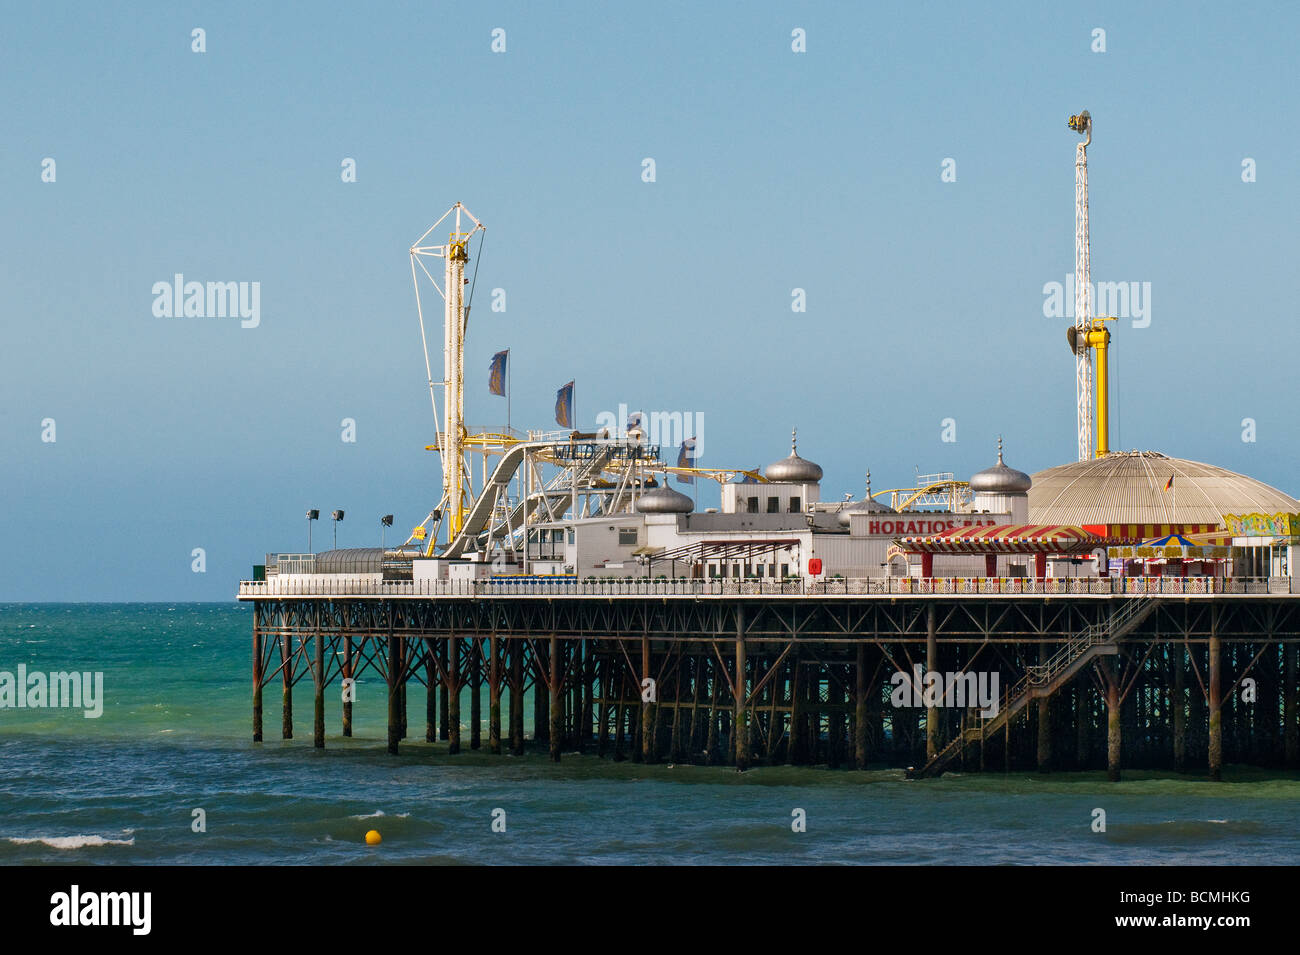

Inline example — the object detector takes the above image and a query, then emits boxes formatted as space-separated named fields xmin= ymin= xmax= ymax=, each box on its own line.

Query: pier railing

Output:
xmin=235 ymin=575 xmax=1296 ymax=598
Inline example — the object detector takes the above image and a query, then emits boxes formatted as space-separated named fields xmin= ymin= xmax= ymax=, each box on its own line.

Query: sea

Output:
xmin=1 ymin=603 xmax=1298 ymax=866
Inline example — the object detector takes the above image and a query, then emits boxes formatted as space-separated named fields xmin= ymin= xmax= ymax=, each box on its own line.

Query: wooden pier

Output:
xmin=239 ymin=578 xmax=1300 ymax=779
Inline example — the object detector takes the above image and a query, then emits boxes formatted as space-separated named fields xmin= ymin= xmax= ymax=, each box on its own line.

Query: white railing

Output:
xmin=235 ymin=575 xmax=1296 ymax=599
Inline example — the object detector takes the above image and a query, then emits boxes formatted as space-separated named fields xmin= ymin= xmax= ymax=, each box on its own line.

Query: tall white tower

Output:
xmin=1068 ymin=111 xmax=1093 ymax=462
xmin=409 ymin=202 xmax=486 ymax=543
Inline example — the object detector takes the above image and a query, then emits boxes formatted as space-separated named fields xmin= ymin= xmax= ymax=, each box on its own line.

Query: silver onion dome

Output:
xmin=969 ymin=437 xmax=1032 ymax=494
xmin=765 ymin=429 xmax=823 ymax=483
xmin=838 ymin=469 xmax=894 ymax=526
xmin=636 ymin=482 xmax=694 ymax=514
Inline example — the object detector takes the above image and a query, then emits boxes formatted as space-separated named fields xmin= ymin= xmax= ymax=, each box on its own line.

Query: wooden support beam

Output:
xmin=281 ymin=633 xmax=293 ymax=741
xmin=342 ymin=635 xmax=353 ymax=738
xmin=386 ymin=632 xmax=400 ymax=756
xmin=252 ymin=628 xmax=263 ymax=743
xmin=1209 ymin=629 xmax=1222 ymax=782
xmin=425 ymin=648 xmax=436 ymax=744
xmin=509 ymin=639 xmax=524 ymax=756
xmin=549 ymin=633 xmax=561 ymax=762
xmin=1287 ymin=642 xmax=1298 ymax=770
xmin=735 ymin=608 xmax=749 ymax=772
xmin=489 ymin=633 xmax=502 ymax=755
xmin=438 ymin=640 xmax=450 ymax=741
xmin=313 ymin=632 xmax=325 ymax=749
xmin=641 ymin=633 xmax=657 ymax=763
xmin=926 ymin=604 xmax=939 ymax=761
xmin=1173 ymin=647 xmax=1186 ymax=771
xmin=448 ymin=634 xmax=462 ymax=755
xmin=854 ymin=644 xmax=868 ymax=769
xmin=470 ymin=637 xmax=482 ymax=750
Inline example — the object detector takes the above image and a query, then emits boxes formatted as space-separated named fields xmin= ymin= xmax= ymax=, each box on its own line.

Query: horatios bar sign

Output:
xmin=864 ymin=517 xmax=999 ymax=537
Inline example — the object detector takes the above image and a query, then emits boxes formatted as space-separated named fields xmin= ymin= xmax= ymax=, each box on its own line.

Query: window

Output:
xmin=788 ymin=496 xmax=801 ymax=513
xmin=767 ymin=496 xmax=779 ymax=513
xmin=746 ymin=496 xmax=759 ymax=513
xmin=566 ymin=530 xmax=574 ymax=545
xmin=618 ymin=529 xmax=637 ymax=546
xmin=780 ymin=563 xmax=789 ymax=577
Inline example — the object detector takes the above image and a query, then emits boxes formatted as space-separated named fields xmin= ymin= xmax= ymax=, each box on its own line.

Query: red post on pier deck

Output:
xmin=921 ymin=553 xmax=934 ymax=579
xmin=984 ymin=554 xmax=997 ymax=578
xmin=1035 ymin=552 xmax=1047 ymax=579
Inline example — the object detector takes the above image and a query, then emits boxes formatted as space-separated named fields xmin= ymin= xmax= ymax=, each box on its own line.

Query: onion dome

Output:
xmin=969 ymin=437 xmax=1032 ymax=494
xmin=765 ymin=429 xmax=823 ymax=483
xmin=636 ymin=483 xmax=694 ymax=514
xmin=838 ymin=469 xmax=895 ymax=526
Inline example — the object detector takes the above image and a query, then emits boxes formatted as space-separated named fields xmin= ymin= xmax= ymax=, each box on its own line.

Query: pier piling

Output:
xmin=489 ymin=634 xmax=502 ymax=754
xmin=281 ymin=634 xmax=293 ymax=740
xmin=252 ymin=629 xmax=263 ymax=743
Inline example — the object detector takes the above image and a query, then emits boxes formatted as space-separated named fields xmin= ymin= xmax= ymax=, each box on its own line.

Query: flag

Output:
xmin=555 ymin=380 xmax=574 ymax=429
xmin=1164 ymin=474 xmax=1174 ymax=492
xmin=676 ymin=438 xmax=697 ymax=484
xmin=488 ymin=349 xmax=508 ymax=397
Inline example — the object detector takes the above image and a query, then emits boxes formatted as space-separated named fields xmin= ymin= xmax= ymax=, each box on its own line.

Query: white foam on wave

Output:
xmin=348 ymin=810 xmax=410 ymax=820
xmin=7 ymin=834 xmax=135 ymax=850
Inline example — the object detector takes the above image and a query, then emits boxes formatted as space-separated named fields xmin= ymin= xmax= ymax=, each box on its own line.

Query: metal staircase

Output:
xmin=909 ymin=596 xmax=1158 ymax=779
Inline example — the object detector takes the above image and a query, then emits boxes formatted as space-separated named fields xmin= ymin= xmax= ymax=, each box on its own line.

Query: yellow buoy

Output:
xmin=365 ymin=830 xmax=382 ymax=846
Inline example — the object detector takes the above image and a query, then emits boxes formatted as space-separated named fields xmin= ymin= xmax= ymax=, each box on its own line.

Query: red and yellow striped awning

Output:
xmin=897 ymin=524 xmax=1102 ymax=554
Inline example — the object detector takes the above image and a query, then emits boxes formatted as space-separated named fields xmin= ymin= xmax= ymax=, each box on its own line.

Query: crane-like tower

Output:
xmin=410 ymin=202 xmax=486 ymax=544
xmin=1067 ymin=110 xmax=1093 ymax=461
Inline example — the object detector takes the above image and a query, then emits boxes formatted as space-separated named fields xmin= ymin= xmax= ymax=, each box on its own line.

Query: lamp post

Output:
xmin=306 ymin=509 xmax=319 ymax=552
xmin=331 ymin=510 xmax=345 ymax=549
xmin=381 ymin=514 xmax=393 ymax=549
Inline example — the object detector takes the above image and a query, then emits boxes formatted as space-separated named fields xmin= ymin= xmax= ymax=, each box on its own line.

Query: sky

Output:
xmin=3 ymin=1 xmax=1298 ymax=600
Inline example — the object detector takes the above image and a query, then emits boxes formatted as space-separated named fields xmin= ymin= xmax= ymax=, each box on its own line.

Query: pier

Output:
xmin=239 ymin=577 xmax=1300 ymax=780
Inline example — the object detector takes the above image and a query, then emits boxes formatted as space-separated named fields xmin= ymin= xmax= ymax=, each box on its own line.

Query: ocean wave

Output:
xmin=1106 ymin=819 xmax=1263 ymax=844
xmin=7 ymin=834 xmax=135 ymax=850
xmin=348 ymin=810 xmax=410 ymax=820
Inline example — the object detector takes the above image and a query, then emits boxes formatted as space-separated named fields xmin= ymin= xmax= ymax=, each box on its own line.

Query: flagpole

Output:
xmin=506 ymin=348 xmax=511 ymax=436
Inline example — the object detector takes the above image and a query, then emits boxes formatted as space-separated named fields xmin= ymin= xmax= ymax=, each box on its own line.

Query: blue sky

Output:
xmin=3 ymin=1 xmax=1297 ymax=600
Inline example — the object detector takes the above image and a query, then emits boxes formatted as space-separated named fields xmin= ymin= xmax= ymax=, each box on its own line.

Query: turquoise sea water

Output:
xmin=1 ymin=603 xmax=1298 ymax=865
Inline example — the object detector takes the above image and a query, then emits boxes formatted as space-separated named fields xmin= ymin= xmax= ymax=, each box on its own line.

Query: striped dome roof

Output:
xmin=1028 ymin=451 xmax=1299 ymax=526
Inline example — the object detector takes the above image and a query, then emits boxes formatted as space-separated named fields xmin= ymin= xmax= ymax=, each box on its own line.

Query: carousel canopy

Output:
xmin=897 ymin=524 xmax=1101 ymax=555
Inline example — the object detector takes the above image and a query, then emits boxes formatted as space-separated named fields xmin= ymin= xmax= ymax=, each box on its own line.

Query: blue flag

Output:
xmin=676 ymin=438 xmax=697 ymax=484
xmin=555 ymin=380 xmax=574 ymax=429
xmin=488 ymin=349 xmax=508 ymax=396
